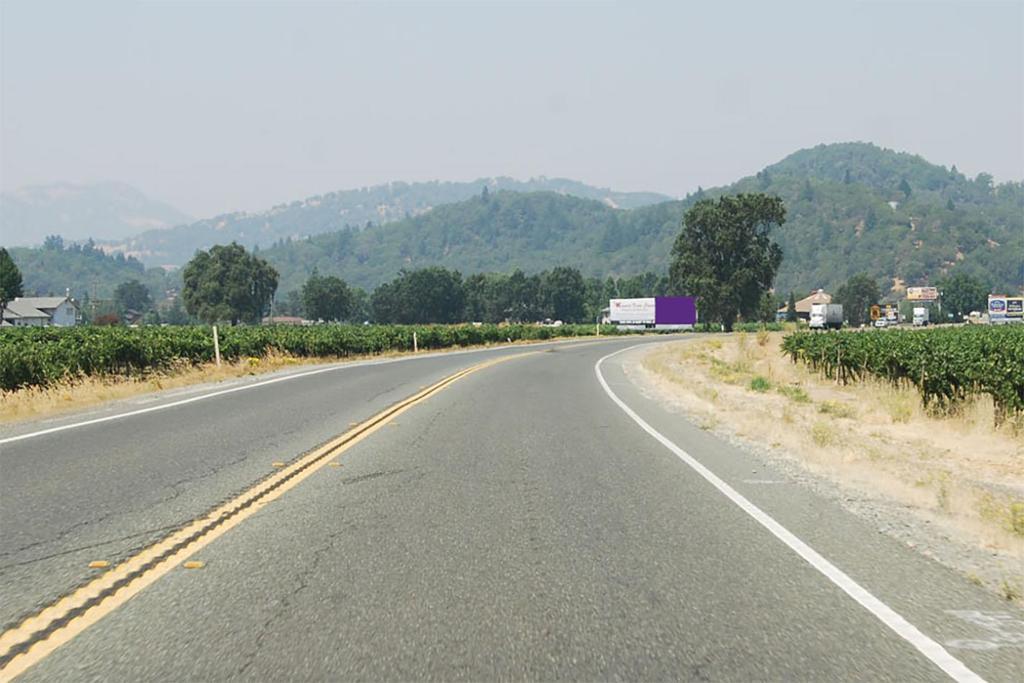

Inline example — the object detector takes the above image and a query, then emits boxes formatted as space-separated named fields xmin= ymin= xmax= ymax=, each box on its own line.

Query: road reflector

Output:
xmin=272 ymin=461 xmax=286 ymax=468
xmin=328 ymin=461 xmax=341 ymax=467
xmin=348 ymin=422 xmax=359 ymax=427
xmin=183 ymin=561 xmax=204 ymax=570
xmin=87 ymin=560 xmax=109 ymax=569
xmin=388 ymin=422 xmax=398 ymax=426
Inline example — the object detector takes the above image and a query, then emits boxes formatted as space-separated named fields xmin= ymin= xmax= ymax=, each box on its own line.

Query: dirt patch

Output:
xmin=631 ymin=332 xmax=1024 ymax=603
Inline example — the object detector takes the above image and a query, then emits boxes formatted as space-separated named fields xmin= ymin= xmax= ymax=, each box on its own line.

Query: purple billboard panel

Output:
xmin=655 ymin=297 xmax=697 ymax=325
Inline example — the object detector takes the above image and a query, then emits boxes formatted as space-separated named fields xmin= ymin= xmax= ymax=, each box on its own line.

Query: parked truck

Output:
xmin=809 ymin=303 xmax=843 ymax=330
xmin=912 ymin=306 xmax=929 ymax=326
xmin=608 ymin=297 xmax=697 ymax=330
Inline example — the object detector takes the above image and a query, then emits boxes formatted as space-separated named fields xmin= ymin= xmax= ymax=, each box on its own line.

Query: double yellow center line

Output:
xmin=0 ymin=352 xmax=531 ymax=681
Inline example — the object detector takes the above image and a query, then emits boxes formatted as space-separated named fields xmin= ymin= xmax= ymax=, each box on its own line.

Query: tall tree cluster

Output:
xmin=182 ymin=243 xmax=279 ymax=324
xmin=668 ymin=193 xmax=785 ymax=331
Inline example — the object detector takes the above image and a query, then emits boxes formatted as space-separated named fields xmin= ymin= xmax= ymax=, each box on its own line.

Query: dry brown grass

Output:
xmin=0 ymin=352 xmax=313 ymax=424
xmin=1 ymin=335 xmax=583 ymax=425
xmin=639 ymin=332 xmax=1024 ymax=597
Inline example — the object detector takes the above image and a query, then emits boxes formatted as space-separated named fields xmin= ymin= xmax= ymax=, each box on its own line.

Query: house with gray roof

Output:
xmin=1 ymin=296 xmax=80 ymax=327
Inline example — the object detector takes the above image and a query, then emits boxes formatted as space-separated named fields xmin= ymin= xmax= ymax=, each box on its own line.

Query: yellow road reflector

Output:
xmin=388 ymin=422 xmax=398 ymax=426
xmin=182 ymin=561 xmax=204 ymax=570
xmin=87 ymin=561 xmax=109 ymax=569
xmin=328 ymin=462 xmax=341 ymax=467
xmin=271 ymin=461 xmax=286 ymax=468
xmin=348 ymin=421 xmax=359 ymax=427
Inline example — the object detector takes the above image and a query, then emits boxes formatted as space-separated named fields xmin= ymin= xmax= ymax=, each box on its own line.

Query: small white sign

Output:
xmin=609 ymin=298 xmax=656 ymax=324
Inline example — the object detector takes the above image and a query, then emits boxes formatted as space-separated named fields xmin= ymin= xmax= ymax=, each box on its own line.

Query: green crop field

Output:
xmin=781 ymin=325 xmax=1024 ymax=423
xmin=0 ymin=323 xmax=629 ymax=392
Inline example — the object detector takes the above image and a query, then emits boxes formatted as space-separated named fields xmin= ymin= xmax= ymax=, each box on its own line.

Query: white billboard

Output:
xmin=906 ymin=286 xmax=939 ymax=302
xmin=609 ymin=298 xmax=656 ymax=324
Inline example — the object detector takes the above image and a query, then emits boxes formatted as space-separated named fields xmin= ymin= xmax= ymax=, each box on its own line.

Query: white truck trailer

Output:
xmin=809 ymin=303 xmax=843 ymax=330
xmin=912 ymin=306 xmax=930 ymax=326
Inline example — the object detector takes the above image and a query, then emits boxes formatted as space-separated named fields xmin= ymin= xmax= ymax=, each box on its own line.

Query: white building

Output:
xmin=1 ymin=296 xmax=80 ymax=327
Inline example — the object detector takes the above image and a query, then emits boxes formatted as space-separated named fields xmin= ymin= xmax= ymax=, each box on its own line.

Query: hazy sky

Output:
xmin=2 ymin=0 xmax=1022 ymax=218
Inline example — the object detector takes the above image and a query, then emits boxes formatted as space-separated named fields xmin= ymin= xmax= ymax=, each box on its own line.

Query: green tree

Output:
xmin=371 ymin=267 xmax=465 ymax=323
xmin=756 ymin=292 xmax=780 ymax=323
xmin=946 ymin=198 xmax=956 ymax=211
xmin=785 ymin=291 xmax=798 ymax=322
xmin=302 ymin=270 xmax=353 ymax=322
xmin=541 ymin=266 xmax=586 ymax=322
xmin=181 ymin=242 xmax=279 ymax=324
xmin=835 ymin=273 xmax=880 ymax=326
xmin=669 ymin=193 xmax=785 ymax=331
xmin=504 ymin=269 xmax=544 ymax=322
xmin=899 ymin=177 xmax=912 ymax=198
xmin=937 ymin=272 xmax=988 ymax=321
xmin=113 ymin=279 xmax=153 ymax=315
xmin=0 ymin=247 xmax=24 ymax=308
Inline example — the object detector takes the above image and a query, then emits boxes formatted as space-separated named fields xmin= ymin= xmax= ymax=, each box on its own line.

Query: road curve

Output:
xmin=2 ymin=337 xmax=1021 ymax=681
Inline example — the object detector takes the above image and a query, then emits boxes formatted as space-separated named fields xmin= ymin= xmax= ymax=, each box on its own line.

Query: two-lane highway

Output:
xmin=2 ymin=337 xmax=1021 ymax=681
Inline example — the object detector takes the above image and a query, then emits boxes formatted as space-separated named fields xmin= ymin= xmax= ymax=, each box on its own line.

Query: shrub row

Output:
xmin=781 ymin=325 xmax=1024 ymax=421
xmin=0 ymin=323 xmax=630 ymax=391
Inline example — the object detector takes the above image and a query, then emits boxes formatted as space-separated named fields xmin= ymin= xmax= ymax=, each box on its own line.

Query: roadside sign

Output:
xmin=906 ymin=286 xmax=939 ymax=302
xmin=609 ymin=298 xmax=656 ymax=325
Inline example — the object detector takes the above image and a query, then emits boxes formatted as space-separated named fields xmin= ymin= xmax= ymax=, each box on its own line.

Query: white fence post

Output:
xmin=413 ymin=331 xmax=418 ymax=353
xmin=213 ymin=325 xmax=222 ymax=367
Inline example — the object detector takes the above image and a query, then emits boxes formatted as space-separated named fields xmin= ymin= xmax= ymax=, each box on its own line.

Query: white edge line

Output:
xmin=594 ymin=344 xmax=985 ymax=683
xmin=0 ymin=334 xmax=636 ymax=446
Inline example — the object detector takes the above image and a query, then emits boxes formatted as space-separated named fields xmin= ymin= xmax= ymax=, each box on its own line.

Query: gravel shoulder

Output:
xmin=626 ymin=333 xmax=1024 ymax=604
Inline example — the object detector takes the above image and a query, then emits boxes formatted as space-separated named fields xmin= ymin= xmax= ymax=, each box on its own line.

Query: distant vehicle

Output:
xmin=608 ymin=297 xmax=696 ymax=330
xmin=808 ymin=303 xmax=843 ymax=330
xmin=873 ymin=318 xmax=888 ymax=328
xmin=967 ymin=311 xmax=988 ymax=324
xmin=912 ymin=306 xmax=929 ymax=326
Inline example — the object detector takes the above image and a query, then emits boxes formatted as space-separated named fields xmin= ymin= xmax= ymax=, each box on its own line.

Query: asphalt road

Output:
xmin=1 ymin=336 xmax=1021 ymax=681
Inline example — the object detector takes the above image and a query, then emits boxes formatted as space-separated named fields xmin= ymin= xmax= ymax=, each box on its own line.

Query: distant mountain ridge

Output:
xmin=259 ymin=142 xmax=1022 ymax=297
xmin=103 ymin=177 xmax=673 ymax=266
xmin=8 ymin=143 xmax=1022 ymax=305
xmin=0 ymin=182 xmax=192 ymax=246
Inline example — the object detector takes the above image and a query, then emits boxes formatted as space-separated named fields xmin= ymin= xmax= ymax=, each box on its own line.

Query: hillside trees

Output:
xmin=669 ymin=194 xmax=785 ymax=331
xmin=181 ymin=243 xmax=278 ymax=324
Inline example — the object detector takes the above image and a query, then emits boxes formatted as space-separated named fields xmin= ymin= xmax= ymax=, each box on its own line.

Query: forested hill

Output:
xmin=9 ymin=142 xmax=1022 ymax=302
xmin=105 ymin=177 xmax=672 ymax=267
xmin=725 ymin=143 xmax=1023 ymax=295
xmin=261 ymin=142 xmax=1022 ymax=297
xmin=261 ymin=191 xmax=685 ymax=293
xmin=9 ymin=238 xmax=175 ymax=301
